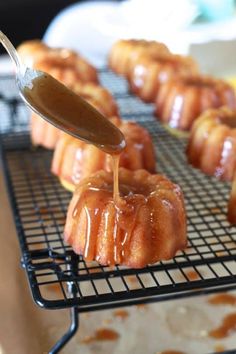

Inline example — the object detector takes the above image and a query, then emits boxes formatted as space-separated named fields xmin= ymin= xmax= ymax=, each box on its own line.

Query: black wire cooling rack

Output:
xmin=0 ymin=71 xmax=235 ymax=316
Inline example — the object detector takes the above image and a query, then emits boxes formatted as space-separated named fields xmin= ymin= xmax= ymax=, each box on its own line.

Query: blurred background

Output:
xmin=1 ymin=0 xmax=236 ymax=75
xmin=0 ymin=0 xmax=79 ymax=52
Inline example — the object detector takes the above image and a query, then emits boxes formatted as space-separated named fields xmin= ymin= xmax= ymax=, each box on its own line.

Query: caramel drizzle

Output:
xmin=81 ymin=328 xmax=119 ymax=344
xmin=72 ymin=187 xmax=146 ymax=264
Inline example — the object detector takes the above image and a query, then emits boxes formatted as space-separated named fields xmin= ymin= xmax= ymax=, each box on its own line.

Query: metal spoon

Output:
xmin=0 ymin=31 xmax=126 ymax=154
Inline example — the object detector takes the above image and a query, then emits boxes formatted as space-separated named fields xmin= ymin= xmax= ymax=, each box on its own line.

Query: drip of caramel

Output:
xmin=112 ymin=155 xmax=120 ymax=202
xmin=209 ymin=313 xmax=236 ymax=338
xmin=72 ymin=186 xmax=147 ymax=264
xmin=81 ymin=328 xmax=119 ymax=344
xmin=186 ymin=270 xmax=200 ymax=281
xmin=208 ymin=293 xmax=236 ymax=306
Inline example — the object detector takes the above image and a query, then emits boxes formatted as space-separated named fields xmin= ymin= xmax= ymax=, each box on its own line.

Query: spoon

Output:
xmin=0 ymin=31 xmax=126 ymax=154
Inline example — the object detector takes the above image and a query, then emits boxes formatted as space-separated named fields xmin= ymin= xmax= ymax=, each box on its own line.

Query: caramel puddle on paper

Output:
xmin=208 ymin=293 xmax=236 ymax=306
xmin=209 ymin=313 xmax=236 ymax=339
xmin=81 ymin=328 xmax=119 ymax=344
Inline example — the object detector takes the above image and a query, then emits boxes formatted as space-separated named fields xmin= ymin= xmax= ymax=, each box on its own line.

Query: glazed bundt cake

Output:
xmin=155 ymin=75 xmax=236 ymax=132
xmin=30 ymin=82 xmax=119 ymax=149
xmin=64 ymin=168 xmax=187 ymax=268
xmin=52 ymin=117 xmax=156 ymax=191
xmin=187 ymin=106 xmax=236 ymax=181
xmin=108 ymin=39 xmax=170 ymax=77
xmin=129 ymin=54 xmax=198 ymax=102
xmin=18 ymin=40 xmax=98 ymax=84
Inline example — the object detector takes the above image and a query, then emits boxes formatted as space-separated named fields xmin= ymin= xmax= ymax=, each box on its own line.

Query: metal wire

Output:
xmin=0 ymin=71 xmax=235 ymax=312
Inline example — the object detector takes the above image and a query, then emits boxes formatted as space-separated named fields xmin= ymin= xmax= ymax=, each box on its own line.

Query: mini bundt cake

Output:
xmin=108 ymin=39 xmax=170 ymax=77
xmin=129 ymin=54 xmax=198 ymax=102
xmin=187 ymin=106 xmax=236 ymax=181
xmin=30 ymin=83 xmax=119 ymax=149
xmin=64 ymin=168 xmax=187 ymax=268
xmin=186 ymin=106 xmax=236 ymax=225
xmin=18 ymin=40 xmax=98 ymax=84
xmin=52 ymin=117 xmax=156 ymax=191
xmin=155 ymin=75 xmax=236 ymax=132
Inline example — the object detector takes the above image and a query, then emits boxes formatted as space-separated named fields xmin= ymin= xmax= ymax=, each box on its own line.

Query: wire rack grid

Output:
xmin=0 ymin=71 xmax=235 ymax=313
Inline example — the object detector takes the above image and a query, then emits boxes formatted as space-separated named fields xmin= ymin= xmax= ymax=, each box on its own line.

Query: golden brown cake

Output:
xmin=17 ymin=40 xmax=98 ymax=84
xmin=52 ymin=117 xmax=156 ymax=191
xmin=187 ymin=107 xmax=236 ymax=181
xmin=64 ymin=168 xmax=187 ymax=268
xmin=108 ymin=39 xmax=170 ymax=77
xmin=155 ymin=75 xmax=236 ymax=132
xmin=17 ymin=40 xmax=48 ymax=67
xmin=129 ymin=54 xmax=198 ymax=102
xmin=30 ymin=83 xmax=119 ymax=149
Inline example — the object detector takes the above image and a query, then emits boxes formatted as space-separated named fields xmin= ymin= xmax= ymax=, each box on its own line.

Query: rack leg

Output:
xmin=49 ymin=306 xmax=79 ymax=354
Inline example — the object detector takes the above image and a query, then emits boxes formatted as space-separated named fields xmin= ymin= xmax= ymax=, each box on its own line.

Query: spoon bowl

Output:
xmin=0 ymin=31 xmax=126 ymax=154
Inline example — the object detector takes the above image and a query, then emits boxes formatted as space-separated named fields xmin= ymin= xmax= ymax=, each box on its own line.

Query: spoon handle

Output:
xmin=0 ymin=31 xmax=23 ymax=74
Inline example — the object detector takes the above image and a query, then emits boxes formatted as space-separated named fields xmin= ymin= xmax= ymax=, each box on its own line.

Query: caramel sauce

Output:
xmin=210 ymin=207 xmax=221 ymax=214
xmin=113 ymin=309 xmax=129 ymax=320
xmin=186 ymin=270 xmax=200 ymax=281
xmin=23 ymin=73 xmax=125 ymax=154
xmin=208 ymin=293 xmax=236 ymax=306
xmin=46 ymin=283 xmax=62 ymax=293
xmin=38 ymin=207 xmax=49 ymax=215
xmin=81 ymin=328 xmax=119 ymax=344
xmin=128 ymin=275 xmax=139 ymax=284
xmin=112 ymin=155 xmax=120 ymax=202
xmin=209 ymin=313 xmax=236 ymax=338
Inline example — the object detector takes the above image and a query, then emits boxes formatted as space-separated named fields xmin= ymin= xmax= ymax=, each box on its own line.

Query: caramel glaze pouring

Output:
xmin=72 ymin=177 xmax=148 ymax=264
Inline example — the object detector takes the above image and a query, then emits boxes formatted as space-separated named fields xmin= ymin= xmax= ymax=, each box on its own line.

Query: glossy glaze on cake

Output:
xmin=155 ymin=76 xmax=236 ymax=132
xmin=108 ymin=39 xmax=170 ymax=77
xmin=64 ymin=168 xmax=187 ymax=268
xmin=129 ymin=54 xmax=198 ymax=102
xmin=52 ymin=117 xmax=156 ymax=191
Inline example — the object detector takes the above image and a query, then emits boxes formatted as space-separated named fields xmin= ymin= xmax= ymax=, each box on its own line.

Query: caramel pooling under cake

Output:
xmin=65 ymin=169 xmax=187 ymax=268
